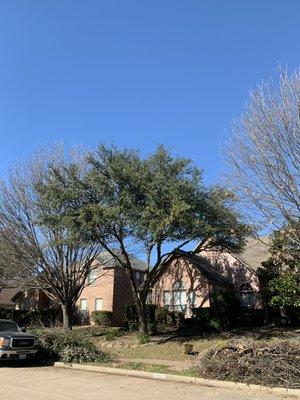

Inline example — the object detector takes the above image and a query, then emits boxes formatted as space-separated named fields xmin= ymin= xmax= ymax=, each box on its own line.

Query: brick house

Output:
xmin=0 ymin=251 xmax=147 ymax=326
xmin=150 ymin=236 xmax=270 ymax=317
xmin=76 ymin=251 xmax=147 ymax=325
xmin=1 ymin=237 xmax=270 ymax=324
xmin=0 ymin=285 xmax=51 ymax=311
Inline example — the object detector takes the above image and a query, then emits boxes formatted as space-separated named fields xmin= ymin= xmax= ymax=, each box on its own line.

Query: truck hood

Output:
xmin=0 ymin=331 xmax=36 ymax=339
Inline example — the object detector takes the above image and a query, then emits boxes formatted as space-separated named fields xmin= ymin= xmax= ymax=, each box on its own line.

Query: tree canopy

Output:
xmin=39 ymin=144 xmax=249 ymax=332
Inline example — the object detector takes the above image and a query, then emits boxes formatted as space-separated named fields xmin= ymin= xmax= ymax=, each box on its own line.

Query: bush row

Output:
xmin=91 ymin=311 xmax=113 ymax=327
xmin=0 ymin=308 xmax=62 ymax=327
xmin=123 ymin=304 xmax=184 ymax=333
xmin=28 ymin=328 xmax=110 ymax=364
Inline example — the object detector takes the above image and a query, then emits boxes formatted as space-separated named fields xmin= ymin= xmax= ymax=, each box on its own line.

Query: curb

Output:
xmin=54 ymin=362 xmax=300 ymax=397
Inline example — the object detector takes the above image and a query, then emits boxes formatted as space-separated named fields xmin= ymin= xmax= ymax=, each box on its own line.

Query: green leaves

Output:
xmin=268 ymin=274 xmax=300 ymax=308
xmin=259 ymin=226 xmax=300 ymax=308
xmin=82 ymin=144 xmax=248 ymax=253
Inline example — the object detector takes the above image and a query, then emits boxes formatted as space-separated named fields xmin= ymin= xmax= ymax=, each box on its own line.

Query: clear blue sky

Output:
xmin=0 ymin=1 xmax=299 ymax=184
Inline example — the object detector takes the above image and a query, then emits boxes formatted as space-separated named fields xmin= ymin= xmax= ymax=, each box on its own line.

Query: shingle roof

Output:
xmin=232 ymin=235 xmax=271 ymax=272
xmin=176 ymin=250 xmax=233 ymax=287
xmin=0 ymin=287 xmax=20 ymax=307
xmin=157 ymin=249 xmax=233 ymax=287
xmin=97 ymin=250 xmax=148 ymax=271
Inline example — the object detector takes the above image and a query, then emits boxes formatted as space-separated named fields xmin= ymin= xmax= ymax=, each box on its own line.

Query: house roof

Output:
xmin=177 ymin=250 xmax=233 ymax=287
xmin=194 ymin=235 xmax=271 ymax=273
xmin=97 ymin=250 xmax=148 ymax=271
xmin=155 ymin=249 xmax=233 ymax=287
xmin=0 ymin=287 xmax=20 ymax=307
xmin=230 ymin=236 xmax=271 ymax=272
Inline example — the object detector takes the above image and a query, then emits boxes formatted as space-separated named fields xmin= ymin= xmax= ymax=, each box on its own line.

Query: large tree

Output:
xmin=0 ymin=150 xmax=103 ymax=329
xmin=41 ymin=144 xmax=248 ymax=333
xmin=225 ymin=69 xmax=300 ymax=242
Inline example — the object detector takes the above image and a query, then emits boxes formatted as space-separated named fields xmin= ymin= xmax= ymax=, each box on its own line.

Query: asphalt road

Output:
xmin=0 ymin=365 xmax=287 ymax=400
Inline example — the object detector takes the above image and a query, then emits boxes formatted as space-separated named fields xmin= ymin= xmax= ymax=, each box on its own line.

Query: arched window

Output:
xmin=173 ymin=280 xmax=184 ymax=291
xmin=172 ymin=280 xmax=186 ymax=312
xmin=239 ymin=283 xmax=255 ymax=308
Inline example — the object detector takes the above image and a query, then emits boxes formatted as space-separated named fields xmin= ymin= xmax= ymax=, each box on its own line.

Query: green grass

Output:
xmin=120 ymin=361 xmax=171 ymax=374
xmin=98 ymin=336 xmax=220 ymax=361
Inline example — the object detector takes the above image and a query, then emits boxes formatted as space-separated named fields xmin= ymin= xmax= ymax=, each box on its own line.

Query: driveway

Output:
xmin=0 ymin=365 xmax=288 ymax=400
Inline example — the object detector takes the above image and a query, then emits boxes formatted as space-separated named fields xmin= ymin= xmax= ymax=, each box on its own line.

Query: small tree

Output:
xmin=0 ymin=150 xmax=103 ymax=329
xmin=258 ymin=227 xmax=300 ymax=311
xmin=43 ymin=144 xmax=249 ymax=333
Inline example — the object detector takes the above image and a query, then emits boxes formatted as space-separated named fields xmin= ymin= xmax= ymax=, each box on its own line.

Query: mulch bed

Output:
xmin=200 ymin=339 xmax=300 ymax=388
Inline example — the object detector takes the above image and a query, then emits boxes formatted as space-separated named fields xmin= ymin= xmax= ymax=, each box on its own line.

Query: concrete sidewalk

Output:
xmin=0 ymin=366 xmax=291 ymax=400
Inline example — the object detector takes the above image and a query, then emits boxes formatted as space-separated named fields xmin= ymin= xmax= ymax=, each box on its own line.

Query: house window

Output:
xmin=135 ymin=271 xmax=142 ymax=284
xmin=163 ymin=291 xmax=171 ymax=307
xmin=172 ymin=280 xmax=187 ymax=312
xmin=79 ymin=298 xmax=87 ymax=311
xmin=87 ymin=269 xmax=97 ymax=285
xmin=94 ymin=298 xmax=103 ymax=311
xmin=173 ymin=290 xmax=187 ymax=312
xmin=240 ymin=283 xmax=255 ymax=308
xmin=188 ymin=290 xmax=196 ymax=308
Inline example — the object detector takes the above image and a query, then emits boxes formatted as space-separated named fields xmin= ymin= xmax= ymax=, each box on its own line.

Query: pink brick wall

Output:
xmin=151 ymin=257 xmax=229 ymax=317
xmin=200 ymin=250 xmax=262 ymax=308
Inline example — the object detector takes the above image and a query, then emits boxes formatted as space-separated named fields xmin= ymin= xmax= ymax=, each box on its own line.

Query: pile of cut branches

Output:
xmin=200 ymin=340 xmax=300 ymax=388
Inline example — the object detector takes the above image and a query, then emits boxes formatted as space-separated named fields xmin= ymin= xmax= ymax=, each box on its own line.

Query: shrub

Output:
xmin=155 ymin=307 xmax=172 ymax=326
xmin=128 ymin=321 xmax=139 ymax=332
xmin=123 ymin=304 xmax=139 ymax=326
xmin=137 ymin=333 xmax=149 ymax=344
xmin=0 ymin=308 xmax=62 ymax=327
xmin=104 ymin=327 xmax=122 ymax=341
xmin=147 ymin=321 xmax=157 ymax=334
xmin=30 ymin=328 xmax=109 ymax=364
xmin=123 ymin=304 xmax=157 ymax=331
xmin=210 ymin=291 xmax=240 ymax=329
xmin=208 ymin=318 xmax=222 ymax=332
xmin=91 ymin=311 xmax=113 ymax=327
xmin=169 ymin=311 xmax=185 ymax=327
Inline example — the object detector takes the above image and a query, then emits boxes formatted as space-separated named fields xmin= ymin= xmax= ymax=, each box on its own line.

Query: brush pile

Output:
xmin=200 ymin=339 xmax=300 ymax=388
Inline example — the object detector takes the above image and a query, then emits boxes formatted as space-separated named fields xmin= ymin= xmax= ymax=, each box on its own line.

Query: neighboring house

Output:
xmin=0 ymin=287 xmax=20 ymax=309
xmin=0 ymin=285 xmax=51 ymax=311
xmin=150 ymin=236 xmax=270 ymax=317
xmin=77 ymin=251 xmax=147 ymax=326
xmin=1 ymin=237 xmax=270 ymax=323
xmin=0 ymin=252 xmax=147 ymax=326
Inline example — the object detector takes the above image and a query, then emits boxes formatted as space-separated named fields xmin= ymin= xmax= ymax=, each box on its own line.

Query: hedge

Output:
xmin=0 ymin=308 xmax=62 ymax=327
xmin=91 ymin=311 xmax=113 ymax=327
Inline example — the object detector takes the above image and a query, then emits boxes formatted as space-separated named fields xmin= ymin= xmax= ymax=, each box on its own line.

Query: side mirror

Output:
xmin=19 ymin=327 xmax=26 ymax=333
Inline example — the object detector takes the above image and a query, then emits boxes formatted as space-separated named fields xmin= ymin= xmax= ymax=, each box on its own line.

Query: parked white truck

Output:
xmin=0 ymin=319 xmax=38 ymax=360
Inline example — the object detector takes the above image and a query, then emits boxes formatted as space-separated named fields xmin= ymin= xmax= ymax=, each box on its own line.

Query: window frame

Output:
xmin=239 ymin=283 xmax=255 ymax=308
xmin=87 ymin=269 xmax=98 ymax=285
xmin=79 ymin=298 xmax=87 ymax=311
xmin=94 ymin=298 xmax=103 ymax=311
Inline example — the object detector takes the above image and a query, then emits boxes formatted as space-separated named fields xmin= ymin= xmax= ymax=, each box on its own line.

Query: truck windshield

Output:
xmin=0 ymin=320 xmax=19 ymax=332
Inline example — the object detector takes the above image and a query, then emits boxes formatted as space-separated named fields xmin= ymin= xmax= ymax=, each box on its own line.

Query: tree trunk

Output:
xmin=137 ymin=298 xmax=148 ymax=334
xmin=61 ymin=303 xmax=73 ymax=330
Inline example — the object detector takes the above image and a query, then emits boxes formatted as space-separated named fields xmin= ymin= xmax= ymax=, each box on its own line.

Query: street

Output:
xmin=0 ymin=365 xmax=287 ymax=400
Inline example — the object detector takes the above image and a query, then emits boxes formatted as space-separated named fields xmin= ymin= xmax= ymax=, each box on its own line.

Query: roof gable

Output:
xmin=153 ymin=249 xmax=232 ymax=287
xmin=194 ymin=235 xmax=271 ymax=272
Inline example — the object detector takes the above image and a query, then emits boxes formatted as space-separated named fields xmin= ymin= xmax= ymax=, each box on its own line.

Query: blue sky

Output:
xmin=0 ymin=1 xmax=299 ymax=184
